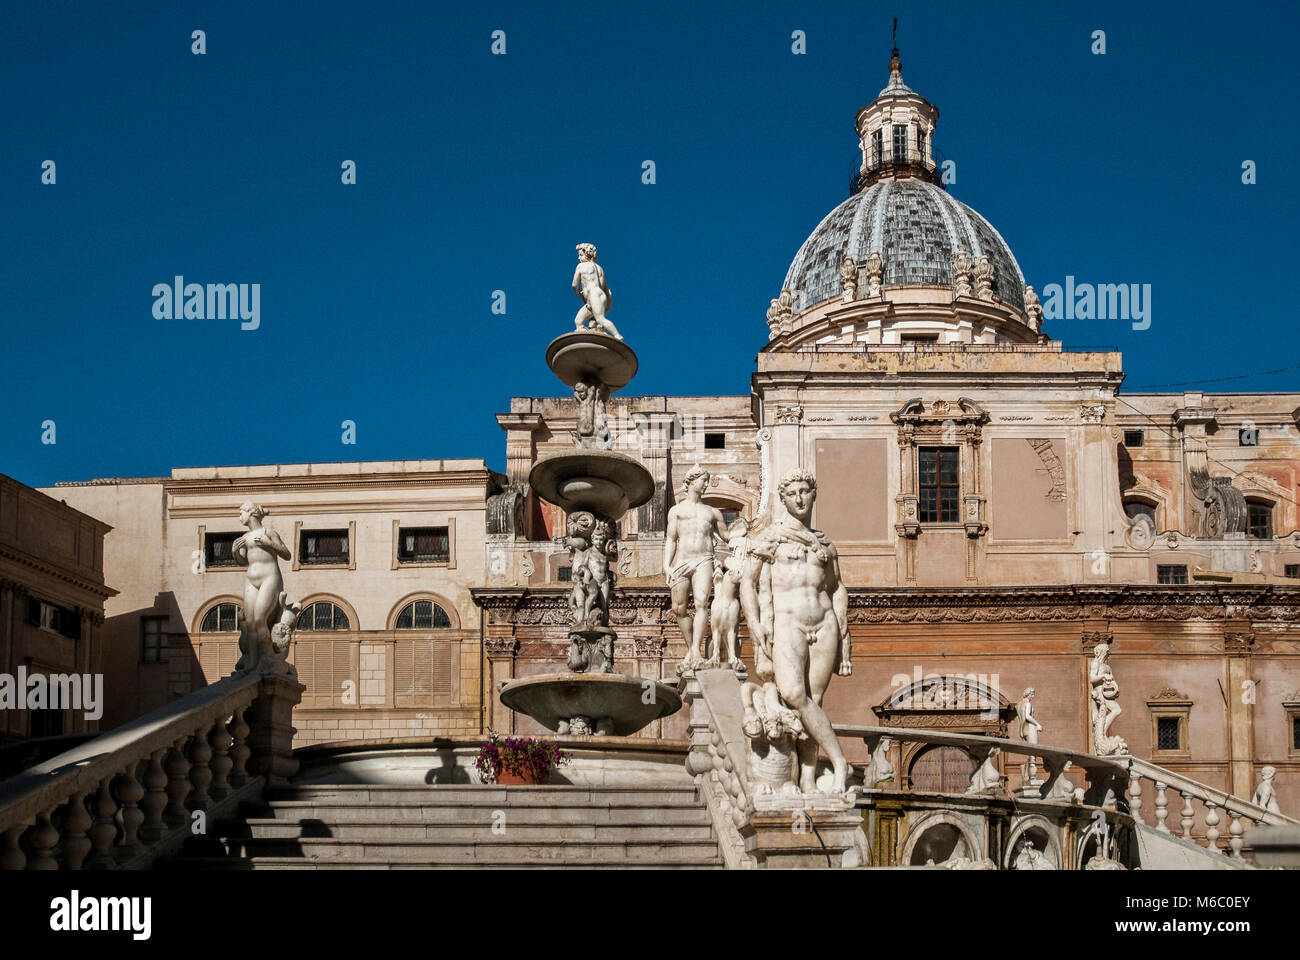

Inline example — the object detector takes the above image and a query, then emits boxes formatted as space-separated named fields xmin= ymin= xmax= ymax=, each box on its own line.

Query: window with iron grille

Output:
xmin=300 ymin=529 xmax=349 ymax=565
xmin=1123 ymin=430 xmax=1144 ymax=447
xmin=1157 ymin=565 xmax=1188 ymax=585
xmin=394 ymin=600 xmax=452 ymax=630
xmin=1156 ymin=716 xmax=1181 ymax=751
xmin=1286 ymin=564 xmax=1300 ymax=579
xmin=200 ymin=602 xmax=238 ymax=632
xmin=397 ymin=526 xmax=450 ymax=564
xmin=205 ymin=532 xmax=243 ymax=567
xmin=141 ymin=616 xmax=167 ymax=663
xmin=557 ymin=566 xmax=572 ymax=582
xmin=704 ymin=433 xmax=725 ymax=449
xmin=295 ymin=602 xmax=351 ymax=631
xmin=1247 ymin=502 xmax=1273 ymax=540
xmin=892 ymin=124 xmax=907 ymax=163
xmin=917 ymin=446 xmax=959 ymax=523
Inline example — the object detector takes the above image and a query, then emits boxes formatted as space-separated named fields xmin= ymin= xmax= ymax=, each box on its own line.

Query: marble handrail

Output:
xmin=0 ymin=671 xmax=300 ymax=869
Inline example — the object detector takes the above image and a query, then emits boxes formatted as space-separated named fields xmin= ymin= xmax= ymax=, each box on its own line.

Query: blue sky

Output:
xmin=4 ymin=0 xmax=1298 ymax=487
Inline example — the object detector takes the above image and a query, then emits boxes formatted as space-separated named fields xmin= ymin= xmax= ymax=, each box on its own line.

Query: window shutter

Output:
xmin=432 ymin=642 xmax=455 ymax=698
xmin=26 ymin=598 xmax=40 ymax=626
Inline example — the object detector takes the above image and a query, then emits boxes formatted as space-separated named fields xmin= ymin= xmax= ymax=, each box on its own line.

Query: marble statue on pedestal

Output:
xmin=1253 ymin=765 xmax=1282 ymax=814
xmin=739 ymin=468 xmax=853 ymax=797
xmin=1089 ymin=642 xmax=1128 ymax=756
xmin=863 ymin=250 xmax=883 ymax=297
xmin=839 ymin=256 xmax=858 ymax=302
xmin=1017 ymin=686 xmax=1043 ymax=785
xmin=666 ymin=467 xmax=731 ymax=675
xmin=708 ymin=519 xmax=750 ymax=671
xmin=572 ymin=243 xmax=623 ymax=340
xmin=232 ymin=502 xmax=299 ymax=676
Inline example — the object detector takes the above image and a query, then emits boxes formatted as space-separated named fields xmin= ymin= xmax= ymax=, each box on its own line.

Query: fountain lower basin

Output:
xmin=500 ymin=673 xmax=682 ymax=737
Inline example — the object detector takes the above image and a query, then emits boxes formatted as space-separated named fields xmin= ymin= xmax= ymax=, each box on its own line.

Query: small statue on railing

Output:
xmin=973 ymin=254 xmax=995 ymax=300
xmin=1017 ymin=686 xmax=1044 ymax=786
xmin=863 ymin=250 xmax=884 ymax=297
xmin=1024 ymin=285 xmax=1043 ymax=332
xmin=952 ymin=251 xmax=973 ymax=298
xmin=232 ymin=502 xmax=299 ymax=677
xmin=1089 ymin=642 xmax=1128 ymax=756
xmin=863 ymin=735 xmax=895 ymax=788
xmin=572 ymin=242 xmax=623 ymax=340
xmin=966 ymin=745 xmax=1003 ymax=795
xmin=1253 ymin=765 xmax=1282 ymax=814
xmin=839 ymin=256 xmax=859 ymax=302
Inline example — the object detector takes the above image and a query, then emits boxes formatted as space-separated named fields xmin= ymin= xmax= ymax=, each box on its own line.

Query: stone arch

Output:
xmin=899 ymin=811 xmax=980 ymax=866
xmin=1003 ymin=814 xmax=1062 ymax=869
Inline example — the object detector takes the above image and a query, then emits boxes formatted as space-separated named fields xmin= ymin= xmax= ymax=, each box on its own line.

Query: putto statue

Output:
xmin=232 ymin=502 xmax=299 ymax=676
xmin=973 ymin=254 xmax=995 ymax=300
xmin=1089 ymin=642 xmax=1128 ymax=756
xmin=839 ymin=256 xmax=859 ymax=302
xmin=1024 ymin=285 xmax=1043 ymax=332
xmin=665 ymin=467 xmax=733 ymax=674
xmin=863 ymin=250 xmax=883 ymax=297
xmin=572 ymin=243 xmax=623 ymax=340
xmin=1253 ymin=765 xmax=1282 ymax=814
xmin=556 ymin=511 xmax=617 ymax=672
xmin=739 ymin=468 xmax=853 ymax=797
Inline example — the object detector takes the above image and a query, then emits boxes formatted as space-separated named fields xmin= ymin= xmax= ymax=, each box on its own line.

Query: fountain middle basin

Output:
xmin=500 ymin=673 xmax=682 ymax=737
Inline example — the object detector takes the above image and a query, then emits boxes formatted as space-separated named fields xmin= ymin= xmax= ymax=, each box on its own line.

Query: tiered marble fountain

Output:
xmin=499 ymin=244 xmax=682 ymax=736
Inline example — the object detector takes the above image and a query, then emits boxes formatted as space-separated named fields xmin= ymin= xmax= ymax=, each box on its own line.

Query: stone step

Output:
xmin=196 ymin=836 xmax=722 ymax=862
xmin=223 ymin=819 xmax=716 ymax=842
xmin=160 ymin=857 xmax=722 ymax=870
xmin=269 ymin=785 xmax=702 ymax=806
xmin=246 ymin=800 xmax=713 ymax=824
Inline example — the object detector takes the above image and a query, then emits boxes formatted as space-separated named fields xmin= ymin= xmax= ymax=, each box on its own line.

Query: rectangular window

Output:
xmin=917 ymin=128 xmax=927 ymax=160
xmin=396 ymin=526 xmax=450 ymax=564
xmin=917 ymin=446 xmax=959 ymax=524
xmin=704 ymin=433 xmax=725 ymax=449
xmin=1247 ymin=503 xmax=1273 ymax=540
xmin=1294 ymin=716 xmax=1300 ymax=751
xmin=26 ymin=598 xmax=79 ymax=639
xmin=1156 ymin=716 xmax=1181 ymax=751
xmin=871 ymin=130 xmax=882 ymax=166
xmin=1157 ymin=564 xmax=1188 ymax=584
xmin=300 ymin=529 xmax=350 ymax=565
xmin=1123 ymin=430 xmax=1144 ymax=447
xmin=557 ymin=566 xmax=573 ymax=583
xmin=892 ymin=124 xmax=907 ymax=163
xmin=141 ymin=616 xmax=167 ymax=663
xmin=900 ymin=334 xmax=939 ymax=345
xmin=1286 ymin=564 xmax=1300 ymax=579
xmin=205 ymin=532 xmax=243 ymax=568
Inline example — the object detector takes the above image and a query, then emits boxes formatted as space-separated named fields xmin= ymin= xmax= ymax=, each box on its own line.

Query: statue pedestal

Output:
xmin=745 ymin=803 xmax=866 ymax=869
xmin=245 ymin=673 xmax=305 ymax=787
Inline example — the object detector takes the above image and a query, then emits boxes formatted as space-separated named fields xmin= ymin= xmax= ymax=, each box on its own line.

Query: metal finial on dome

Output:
xmin=890 ymin=17 xmax=901 ymax=76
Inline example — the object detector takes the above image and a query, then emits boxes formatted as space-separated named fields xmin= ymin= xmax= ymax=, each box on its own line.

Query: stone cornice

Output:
xmin=0 ymin=547 xmax=117 ymax=600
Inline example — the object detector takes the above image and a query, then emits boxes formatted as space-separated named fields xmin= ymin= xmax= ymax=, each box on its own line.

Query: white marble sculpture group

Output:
xmin=1089 ymin=642 xmax=1128 ymax=756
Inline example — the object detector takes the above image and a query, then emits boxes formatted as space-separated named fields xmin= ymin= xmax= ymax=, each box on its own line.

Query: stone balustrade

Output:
xmin=1123 ymin=756 xmax=1299 ymax=860
xmin=681 ymin=669 xmax=757 ymax=868
xmin=0 ymin=672 xmax=301 ymax=870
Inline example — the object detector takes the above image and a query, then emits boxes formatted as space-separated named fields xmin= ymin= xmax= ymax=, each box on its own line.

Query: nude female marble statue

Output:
xmin=739 ymin=468 xmax=852 ymax=796
xmin=232 ymin=501 xmax=294 ymax=674
xmin=572 ymin=243 xmax=623 ymax=340
xmin=665 ymin=467 xmax=731 ymax=673
xmin=1017 ymin=687 xmax=1043 ymax=745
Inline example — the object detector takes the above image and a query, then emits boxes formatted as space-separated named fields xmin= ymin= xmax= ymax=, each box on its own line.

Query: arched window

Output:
xmin=296 ymin=601 xmax=351 ymax=631
xmin=1123 ymin=499 xmax=1157 ymax=526
xmin=395 ymin=600 xmax=451 ymax=630
xmin=200 ymin=602 xmax=238 ymax=632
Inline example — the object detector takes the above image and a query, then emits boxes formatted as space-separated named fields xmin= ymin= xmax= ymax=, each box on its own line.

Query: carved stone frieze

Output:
xmin=484 ymin=637 xmax=519 ymax=657
xmin=1026 ymin=439 xmax=1067 ymax=502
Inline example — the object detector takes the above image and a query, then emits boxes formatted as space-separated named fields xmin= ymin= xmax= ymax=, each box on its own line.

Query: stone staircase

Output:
xmin=161 ymin=783 xmax=725 ymax=869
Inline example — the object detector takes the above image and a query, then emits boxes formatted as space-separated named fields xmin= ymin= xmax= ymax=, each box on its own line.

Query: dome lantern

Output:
xmin=853 ymin=37 xmax=941 ymax=193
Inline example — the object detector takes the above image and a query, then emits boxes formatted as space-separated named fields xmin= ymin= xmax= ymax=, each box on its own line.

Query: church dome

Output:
xmin=782 ymin=178 xmax=1026 ymax=315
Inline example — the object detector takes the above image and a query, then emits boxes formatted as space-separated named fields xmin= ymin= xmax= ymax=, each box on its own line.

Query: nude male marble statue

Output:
xmin=665 ymin=467 xmax=731 ymax=674
xmin=572 ymin=243 xmax=623 ymax=340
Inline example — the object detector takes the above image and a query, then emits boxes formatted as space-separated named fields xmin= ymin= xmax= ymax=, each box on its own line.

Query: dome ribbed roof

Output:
xmin=782 ymin=178 xmax=1025 ymax=315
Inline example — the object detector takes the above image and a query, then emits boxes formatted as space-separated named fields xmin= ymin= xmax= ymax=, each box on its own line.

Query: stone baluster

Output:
xmin=1153 ymin=781 xmax=1169 ymax=833
xmin=228 ymin=706 xmax=251 ymax=787
xmin=60 ymin=791 xmax=94 ymax=869
xmin=188 ymin=722 xmax=214 ymax=810
xmin=114 ymin=761 xmax=146 ymax=860
xmin=27 ymin=807 xmax=60 ymax=870
xmin=1204 ymin=800 xmax=1220 ymax=850
xmin=1180 ymin=792 xmax=1194 ymax=839
xmin=163 ymin=736 xmax=192 ymax=827
xmin=1126 ymin=768 xmax=1142 ymax=823
xmin=1 ymin=824 xmax=29 ymax=870
xmin=209 ymin=715 xmax=234 ymax=799
xmin=87 ymin=776 xmax=119 ymax=869
xmin=139 ymin=747 xmax=169 ymax=843
xmin=1228 ymin=813 xmax=1245 ymax=859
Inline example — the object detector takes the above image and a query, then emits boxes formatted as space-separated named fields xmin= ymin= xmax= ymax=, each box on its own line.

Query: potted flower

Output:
xmin=474 ymin=733 xmax=568 ymax=785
